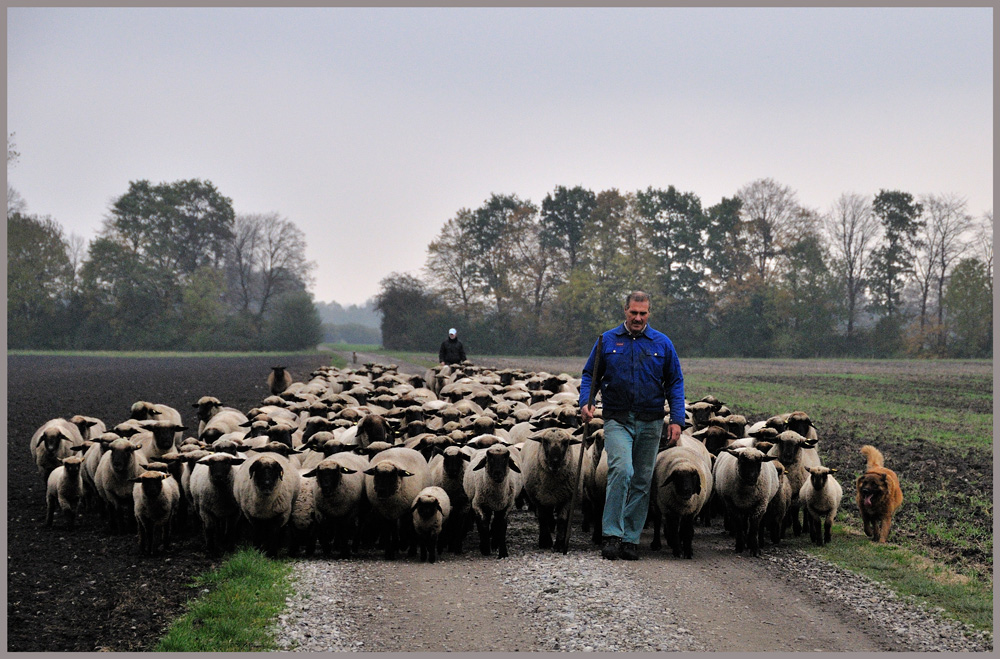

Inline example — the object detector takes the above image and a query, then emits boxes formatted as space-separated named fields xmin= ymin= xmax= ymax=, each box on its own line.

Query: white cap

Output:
xmin=448 ymin=328 xmax=457 ymax=335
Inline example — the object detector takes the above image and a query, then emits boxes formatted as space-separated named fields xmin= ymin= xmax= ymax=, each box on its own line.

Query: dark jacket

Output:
xmin=439 ymin=337 xmax=467 ymax=364
xmin=578 ymin=323 xmax=685 ymax=425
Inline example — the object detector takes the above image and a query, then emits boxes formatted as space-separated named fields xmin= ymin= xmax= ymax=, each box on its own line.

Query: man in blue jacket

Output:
xmin=579 ymin=291 xmax=685 ymax=561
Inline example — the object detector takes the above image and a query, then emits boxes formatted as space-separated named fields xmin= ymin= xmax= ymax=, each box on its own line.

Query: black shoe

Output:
xmin=601 ymin=536 xmax=621 ymax=560
xmin=620 ymin=542 xmax=639 ymax=561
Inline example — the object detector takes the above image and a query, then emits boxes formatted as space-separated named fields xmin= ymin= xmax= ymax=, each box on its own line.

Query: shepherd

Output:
xmin=438 ymin=327 xmax=467 ymax=365
xmin=579 ymin=291 xmax=686 ymax=561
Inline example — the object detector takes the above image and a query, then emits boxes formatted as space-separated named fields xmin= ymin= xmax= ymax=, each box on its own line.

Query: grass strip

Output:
xmin=154 ymin=548 xmax=293 ymax=651
xmin=806 ymin=527 xmax=993 ymax=632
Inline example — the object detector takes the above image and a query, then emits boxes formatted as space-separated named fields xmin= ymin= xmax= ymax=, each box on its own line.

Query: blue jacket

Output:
xmin=578 ymin=323 xmax=685 ymax=426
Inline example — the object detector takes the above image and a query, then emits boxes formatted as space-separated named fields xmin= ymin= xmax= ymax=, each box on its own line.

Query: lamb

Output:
xmin=520 ymin=427 xmax=583 ymax=552
xmin=188 ymin=453 xmax=245 ymax=555
xmin=303 ymin=452 xmax=369 ymax=558
xmin=45 ymin=456 xmax=86 ymax=528
xmin=712 ymin=446 xmax=779 ymax=557
xmin=362 ymin=446 xmax=430 ymax=559
xmin=95 ymin=437 xmax=147 ymax=533
xmin=268 ymin=366 xmax=294 ymax=395
xmin=649 ymin=443 xmax=714 ymax=558
xmin=233 ymin=447 xmax=302 ymax=556
xmin=766 ymin=430 xmax=821 ymax=536
xmin=799 ymin=466 xmax=842 ymax=546
xmin=760 ymin=461 xmax=792 ymax=546
xmin=462 ymin=444 xmax=522 ymax=559
xmin=131 ymin=470 xmax=181 ymax=555
xmin=29 ymin=418 xmax=85 ymax=482
xmin=410 ymin=486 xmax=452 ymax=563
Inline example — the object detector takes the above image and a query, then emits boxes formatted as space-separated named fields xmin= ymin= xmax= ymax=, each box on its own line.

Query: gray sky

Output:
xmin=7 ymin=6 xmax=993 ymax=306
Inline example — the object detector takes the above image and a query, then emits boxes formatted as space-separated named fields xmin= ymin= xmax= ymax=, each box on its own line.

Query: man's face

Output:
xmin=624 ymin=300 xmax=650 ymax=334
xmin=449 ymin=332 xmax=456 ymax=339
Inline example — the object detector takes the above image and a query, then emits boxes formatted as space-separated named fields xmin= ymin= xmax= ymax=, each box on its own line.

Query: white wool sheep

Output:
xmin=519 ymin=427 xmax=583 ymax=552
xmin=129 ymin=401 xmax=184 ymax=446
xmin=45 ymin=456 xmax=86 ymax=528
xmin=799 ymin=466 xmax=843 ymax=546
xmin=428 ymin=445 xmax=474 ymax=554
xmin=189 ymin=453 xmax=245 ymax=555
xmin=650 ymin=444 xmax=714 ymax=559
xmin=131 ymin=470 xmax=181 ymax=555
xmin=712 ymin=446 xmax=779 ymax=557
xmin=462 ymin=444 xmax=522 ymax=559
xmin=67 ymin=414 xmax=107 ymax=441
xmin=760 ymin=461 xmax=792 ymax=547
xmin=766 ymin=430 xmax=821 ymax=537
xmin=95 ymin=437 xmax=147 ymax=533
xmin=410 ymin=486 xmax=452 ymax=563
xmin=135 ymin=420 xmax=189 ymax=462
xmin=581 ymin=430 xmax=608 ymax=545
xmin=233 ymin=448 xmax=302 ymax=557
xmin=304 ymin=452 xmax=369 ymax=558
xmin=363 ymin=446 xmax=429 ymax=560
xmin=29 ymin=418 xmax=85 ymax=482
xmin=198 ymin=408 xmax=250 ymax=443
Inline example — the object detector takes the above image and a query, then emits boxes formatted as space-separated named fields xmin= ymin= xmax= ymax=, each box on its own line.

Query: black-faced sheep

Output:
xmin=428 ymin=446 xmax=474 ymax=554
xmin=45 ymin=455 xmax=86 ymax=528
xmin=362 ymin=446 xmax=429 ymax=559
xmin=95 ymin=438 xmax=147 ymax=533
xmin=189 ymin=453 xmax=245 ymax=555
xmin=520 ymin=427 xmax=583 ymax=552
xmin=800 ymin=466 xmax=842 ymax=546
xmin=30 ymin=418 xmax=85 ymax=482
xmin=304 ymin=452 xmax=369 ymax=558
xmin=713 ymin=447 xmax=779 ymax=557
xmin=410 ymin=486 xmax=452 ymax=563
xmin=131 ymin=470 xmax=181 ymax=555
xmin=462 ymin=444 xmax=522 ymax=559
xmin=268 ymin=366 xmax=294 ymax=395
xmin=233 ymin=448 xmax=302 ymax=557
xmin=649 ymin=444 xmax=714 ymax=558
xmin=766 ymin=430 xmax=820 ymax=536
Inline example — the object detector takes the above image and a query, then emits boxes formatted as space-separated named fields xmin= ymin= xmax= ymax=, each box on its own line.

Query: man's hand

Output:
xmin=664 ymin=422 xmax=682 ymax=447
xmin=581 ymin=404 xmax=596 ymax=424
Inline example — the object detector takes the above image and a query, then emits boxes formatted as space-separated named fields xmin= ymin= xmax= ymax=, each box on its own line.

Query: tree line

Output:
xmin=8 ymin=136 xmax=323 ymax=351
xmin=376 ymin=181 xmax=993 ymax=359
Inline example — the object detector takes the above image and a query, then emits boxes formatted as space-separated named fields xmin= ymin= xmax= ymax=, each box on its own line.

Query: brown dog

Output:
xmin=856 ymin=445 xmax=903 ymax=542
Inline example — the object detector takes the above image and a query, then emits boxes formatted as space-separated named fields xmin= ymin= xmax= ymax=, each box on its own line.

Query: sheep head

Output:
xmin=473 ymin=445 xmax=520 ymax=482
xmin=40 ymin=427 xmax=73 ymax=453
xmin=363 ymin=462 xmax=414 ymax=499
xmin=725 ymin=446 xmax=778 ymax=483
xmin=441 ymin=446 xmax=471 ymax=478
xmin=785 ymin=411 xmax=816 ymax=438
xmin=143 ymin=420 xmax=187 ymax=450
xmin=663 ymin=465 xmax=702 ymax=501
xmin=130 ymin=470 xmax=171 ymax=496
xmin=410 ymin=493 xmax=444 ymax=519
xmin=304 ymin=458 xmax=358 ymax=492
xmin=60 ymin=455 xmax=85 ymax=474
xmin=528 ymin=428 xmax=581 ymax=472
xmin=248 ymin=456 xmax=285 ymax=493
xmin=129 ymin=401 xmax=160 ymax=421
xmin=109 ymin=438 xmax=141 ymax=472
xmin=806 ymin=465 xmax=837 ymax=489
xmin=192 ymin=396 xmax=223 ymax=422
xmin=773 ymin=431 xmax=819 ymax=465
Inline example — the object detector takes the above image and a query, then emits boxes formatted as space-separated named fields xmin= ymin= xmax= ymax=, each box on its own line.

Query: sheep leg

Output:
xmin=823 ymin=515 xmax=833 ymax=545
xmin=491 ymin=511 xmax=509 ymax=559
xmin=666 ymin=512 xmax=682 ymax=556
xmin=536 ymin=505 xmax=554 ymax=549
xmin=733 ymin=513 xmax=747 ymax=553
xmin=680 ymin=514 xmax=695 ymax=559
xmin=553 ymin=506 xmax=569 ymax=553
xmin=476 ymin=510 xmax=493 ymax=556
xmin=650 ymin=508 xmax=663 ymax=551
xmin=45 ymin=496 xmax=56 ymax=527
xmin=747 ymin=515 xmax=763 ymax=557
xmin=384 ymin=520 xmax=399 ymax=560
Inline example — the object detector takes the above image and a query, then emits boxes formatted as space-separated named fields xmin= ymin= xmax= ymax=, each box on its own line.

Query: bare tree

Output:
xmin=7 ymin=132 xmax=26 ymax=217
xmin=423 ymin=209 xmax=483 ymax=320
xmin=509 ymin=206 xmax=564 ymax=325
xmin=977 ymin=210 xmax=993 ymax=281
xmin=823 ymin=193 xmax=880 ymax=338
xmin=737 ymin=178 xmax=801 ymax=282
xmin=921 ymin=193 xmax=974 ymax=349
xmin=226 ymin=212 xmax=315 ymax=326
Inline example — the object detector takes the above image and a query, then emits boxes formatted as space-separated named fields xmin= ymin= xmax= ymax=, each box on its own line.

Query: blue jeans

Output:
xmin=602 ymin=414 xmax=662 ymax=544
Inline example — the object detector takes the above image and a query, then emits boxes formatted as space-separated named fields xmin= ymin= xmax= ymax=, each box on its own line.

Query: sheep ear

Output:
xmin=507 ymin=457 xmax=521 ymax=473
xmin=472 ymin=457 xmax=488 ymax=471
xmin=803 ymin=438 xmax=819 ymax=449
xmin=461 ymin=452 xmax=471 ymax=462
xmin=340 ymin=467 xmax=357 ymax=474
xmin=249 ymin=461 xmax=261 ymax=477
xmin=129 ymin=477 xmax=143 ymax=483
xmin=362 ymin=467 xmax=378 ymax=475
xmin=401 ymin=470 xmax=414 ymax=478
xmin=69 ymin=445 xmax=88 ymax=452
xmin=762 ymin=455 xmax=779 ymax=462
xmin=191 ymin=402 xmax=200 ymax=408
xmin=302 ymin=469 xmax=317 ymax=478
xmin=567 ymin=438 xmax=582 ymax=446
xmin=829 ymin=468 xmax=838 ymax=474
xmin=435 ymin=500 xmax=443 ymax=513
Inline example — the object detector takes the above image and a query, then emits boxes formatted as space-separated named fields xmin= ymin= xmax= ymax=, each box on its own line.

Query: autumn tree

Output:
xmin=823 ymin=193 xmax=880 ymax=338
xmin=737 ymin=178 xmax=802 ymax=282
xmin=424 ymin=208 xmax=484 ymax=320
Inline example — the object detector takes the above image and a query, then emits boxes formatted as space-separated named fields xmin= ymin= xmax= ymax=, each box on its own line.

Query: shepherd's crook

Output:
xmin=562 ymin=335 xmax=603 ymax=554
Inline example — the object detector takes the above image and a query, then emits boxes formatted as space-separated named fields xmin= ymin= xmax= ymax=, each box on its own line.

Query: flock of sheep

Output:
xmin=30 ymin=361 xmax=847 ymax=562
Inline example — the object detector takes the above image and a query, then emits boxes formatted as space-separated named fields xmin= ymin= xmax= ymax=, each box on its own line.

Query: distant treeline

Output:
xmin=314 ymin=299 xmax=382 ymax=345
xmin=8 ymin=178 xmax=324 ymax=351
xmin=375 ymin=181 xmax=993 ymax=359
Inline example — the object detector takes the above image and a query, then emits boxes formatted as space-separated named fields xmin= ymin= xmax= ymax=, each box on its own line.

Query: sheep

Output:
xmin=760 ymin=461 xmax=792 ymax=546
xmin=189 ymin=453 xmax=245 ymax=555
xmin=410 ymin=486 xmax=452 ymax=563
xmin=135 ymin=420 xmax=189 ymax=461
xmin=581 ymin=429 xmax=608 ymax=545
xmin=355 ymin=414 xmax=393 ymax=448
xmin=649 ymin=443 xmax=714 ymax=559
xmin=29 ymin=418 xmax=85 ymax=482
xmin=712 ymin=447 xmax=779 ymax=557
xmin=268 ymin=366 xmax=294 ymax=395
xmin=198 ymin=408 xmax=250 ymax=443
xmin=131 ymin=470 xmax=181 ymax=555
xmin=45 ymin=456 xmax=86 ymax=528
xmin=233 ymin=448 xmax=302 ymax=557
xmin=67 ymin=414 xmax=107 ymax=441
xmin=95 ymin=438 xmax=147 ymax=533
xmin=799 ymin=466 xmax=842 ymax=546
xmin=362 ymin=446 xmax=430 ymax=559
xmin=766 ymin=430 xmax=821 ymax=536
xmin=288 ymin=469 xmax=319 ymax=557
xmin=303 ymin=452 xmax=369 ymax=558
xmin=519 ymin=427 xmax=583 ymax=552
xmin=129 ymin=401 xmax=184 ymax=446
xmin=462 ymin=444 xmax=522 ymax=559
xmin=428 ymin=445 xmax=474 ymax=554
xmin=783 ymin=410 xmax=818 ymax=440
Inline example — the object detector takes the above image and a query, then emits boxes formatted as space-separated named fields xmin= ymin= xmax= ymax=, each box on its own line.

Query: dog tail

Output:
xmin=860 ymin=445 xmax=884 ymax=470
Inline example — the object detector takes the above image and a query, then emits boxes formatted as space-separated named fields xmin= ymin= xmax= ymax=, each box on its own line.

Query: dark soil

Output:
xmin=6 ymin=354 xmax=332 ymax=652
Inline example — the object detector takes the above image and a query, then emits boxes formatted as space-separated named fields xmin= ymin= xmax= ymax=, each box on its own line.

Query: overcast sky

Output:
xmin=7 ymin=6 xmax=993 ymax=306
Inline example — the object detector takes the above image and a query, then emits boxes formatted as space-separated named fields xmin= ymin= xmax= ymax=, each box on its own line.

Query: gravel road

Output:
xmin=269 ymin=351 xmax=992 ymax=653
